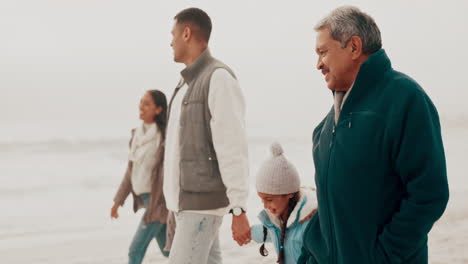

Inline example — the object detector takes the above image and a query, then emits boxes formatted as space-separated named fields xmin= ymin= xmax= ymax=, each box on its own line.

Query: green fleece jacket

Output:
xmin=300 ymin=49 xmax=449 ymax=264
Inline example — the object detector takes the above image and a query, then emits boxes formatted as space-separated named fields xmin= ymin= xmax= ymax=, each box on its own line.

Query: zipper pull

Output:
xmin=348 ymin=112 xmax=352 ymax=128
xmin=330 ymin=125 xmax=336 ymax=148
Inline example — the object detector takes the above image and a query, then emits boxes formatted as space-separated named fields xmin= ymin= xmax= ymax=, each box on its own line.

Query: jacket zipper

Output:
xmin=324 ymin=121 xmax=337 ymax=264
xmin=325 ymin=111 xmax=352 ymax=264
xmin=329 ymin=125 xmax=336 ymax=147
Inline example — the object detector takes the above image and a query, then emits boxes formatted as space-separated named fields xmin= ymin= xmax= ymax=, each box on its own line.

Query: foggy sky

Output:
xmin=1 ymin=0 xmax=467 ymax=142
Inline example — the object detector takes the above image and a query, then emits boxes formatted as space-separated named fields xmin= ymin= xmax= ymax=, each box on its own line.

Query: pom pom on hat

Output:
xmin=271 ymin=142 xmax=284 ymax=157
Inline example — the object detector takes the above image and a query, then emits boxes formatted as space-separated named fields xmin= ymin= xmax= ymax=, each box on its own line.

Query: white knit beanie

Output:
xmin=256 ymin=142 xmax=301 ymax=195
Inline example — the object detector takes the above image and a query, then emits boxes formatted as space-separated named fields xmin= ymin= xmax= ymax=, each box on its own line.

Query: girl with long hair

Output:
xmin=111 ymin=90 xmax=171 ymax=263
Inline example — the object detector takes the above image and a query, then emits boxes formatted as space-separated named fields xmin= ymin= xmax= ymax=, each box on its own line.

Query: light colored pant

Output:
xmin=168 ymin=212 xmax=223 ymax=264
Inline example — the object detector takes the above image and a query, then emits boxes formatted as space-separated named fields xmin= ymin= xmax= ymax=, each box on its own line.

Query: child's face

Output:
xmin=258 ymin=192 xmax=294 ymax=217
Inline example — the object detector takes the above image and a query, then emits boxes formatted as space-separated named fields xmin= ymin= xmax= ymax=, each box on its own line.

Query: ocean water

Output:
xmin=0 ymin=125 xmax=466 ymax=263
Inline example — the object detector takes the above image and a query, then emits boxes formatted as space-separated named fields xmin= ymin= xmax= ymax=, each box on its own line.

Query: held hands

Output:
xmin=110 ymin=203 xmax=119 ymax=219
xmin=231 ymin=213 xmax=252 ymax=246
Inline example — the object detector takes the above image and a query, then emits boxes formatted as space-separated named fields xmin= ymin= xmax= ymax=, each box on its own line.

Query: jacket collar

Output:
xmin=331 ymin=49 xmax=392 ymax=122
xmin=338 ymin=49 xmax=392 ymax=114
xmin=180 ymin=48 xmax=213 ymax=84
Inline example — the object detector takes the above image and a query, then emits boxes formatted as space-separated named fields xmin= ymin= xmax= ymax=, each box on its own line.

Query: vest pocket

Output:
xmin=180 ymin=159 xmax=226 ymax=193
xmin=182 ymin=100 xmax=206 ymax=124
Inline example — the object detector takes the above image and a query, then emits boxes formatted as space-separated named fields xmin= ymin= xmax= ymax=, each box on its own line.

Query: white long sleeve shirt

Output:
xmin=163 ymin=68 xmax=249 ymax=216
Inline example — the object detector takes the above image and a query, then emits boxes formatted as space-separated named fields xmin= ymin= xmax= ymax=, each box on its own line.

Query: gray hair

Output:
xmin=315 ymin=6 xmax=382 ymax=54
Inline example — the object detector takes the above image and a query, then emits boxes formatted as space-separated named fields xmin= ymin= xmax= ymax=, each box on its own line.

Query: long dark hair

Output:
xmin=259 ymin=192 xmax=300 ymax=264
xmin=147 ymin=89 xmax=167 ymax=140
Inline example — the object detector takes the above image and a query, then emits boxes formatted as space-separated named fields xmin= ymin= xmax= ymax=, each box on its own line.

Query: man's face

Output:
xmin=315 ymin=29 xmax=356 ymax=92
xmin=170 ymin=21 xmax=186 ymax=63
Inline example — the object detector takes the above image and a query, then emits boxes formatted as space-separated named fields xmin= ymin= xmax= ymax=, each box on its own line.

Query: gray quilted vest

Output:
xmin=167 ymin=49 xmax=236 ymax=210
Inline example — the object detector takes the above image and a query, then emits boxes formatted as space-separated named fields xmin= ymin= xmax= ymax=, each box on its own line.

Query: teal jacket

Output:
xmin=300 ymin=50 xmax=449 ymax=264
xmin=252 ymin=188 xmax=317 ymax=264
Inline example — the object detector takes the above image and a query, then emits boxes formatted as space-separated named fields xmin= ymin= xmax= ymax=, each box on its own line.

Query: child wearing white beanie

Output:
xmin=250 ymin=142 xmax=317 ymax=264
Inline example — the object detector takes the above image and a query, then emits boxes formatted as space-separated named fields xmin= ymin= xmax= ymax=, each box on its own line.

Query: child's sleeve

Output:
xmin=251 ymin=224 xmax=272 ymax=243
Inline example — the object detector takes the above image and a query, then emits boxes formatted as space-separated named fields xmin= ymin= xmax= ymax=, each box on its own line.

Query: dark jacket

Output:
xmin=300 ymin=49 xmax=449 ymax=264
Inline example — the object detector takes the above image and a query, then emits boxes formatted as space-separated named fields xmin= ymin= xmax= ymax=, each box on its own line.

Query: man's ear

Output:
xmin=348 ymin=35 xmax=363 ymax=60
xmin=183 ymin=26 xmax=192 ymax=42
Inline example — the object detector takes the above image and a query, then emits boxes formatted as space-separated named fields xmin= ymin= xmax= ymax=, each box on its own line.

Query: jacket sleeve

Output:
xmin=251 ymin=224 xmax=272 ymax=243
xmin=379 ymin=86 xmax=449 ymax=262
xmin=113 ymin=131 xmax=136 ymax=206
xmin=113 ymin=161 xmax=133 ymax=206
xmin=208 ymin=69 xmax=249 ymax=210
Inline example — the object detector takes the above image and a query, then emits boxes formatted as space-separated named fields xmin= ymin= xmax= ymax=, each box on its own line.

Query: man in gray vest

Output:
xmin=163 ymin=7 xmax=251 ymax=264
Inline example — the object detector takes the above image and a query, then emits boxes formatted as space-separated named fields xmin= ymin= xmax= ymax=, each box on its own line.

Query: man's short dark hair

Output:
xmin=174 ymin=8 xmax=212 ymax=43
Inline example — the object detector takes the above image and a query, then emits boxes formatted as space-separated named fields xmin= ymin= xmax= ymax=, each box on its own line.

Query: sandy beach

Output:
xmin=0 ymin=124 xmax=466 ymax=264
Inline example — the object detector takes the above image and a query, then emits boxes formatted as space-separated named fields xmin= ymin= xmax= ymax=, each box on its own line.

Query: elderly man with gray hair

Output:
xmin=299 ymin=6 xmax=449 ymax=264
